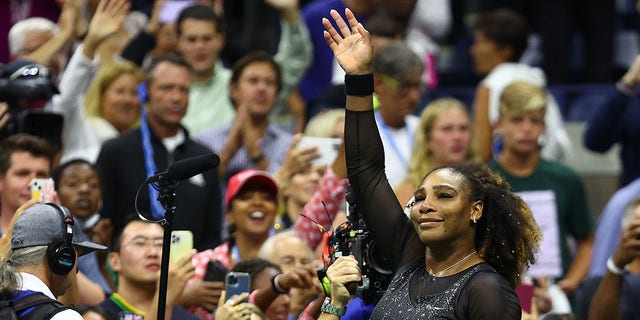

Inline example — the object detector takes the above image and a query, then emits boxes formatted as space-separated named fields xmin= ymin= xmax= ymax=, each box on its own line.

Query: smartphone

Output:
xmin=159 ymin=0 xmax=197 ymax=24
xmin=225 ymin=272 xmax=251 ymax=302
xmin=169 ymin=230 xmax=193 ymax=263
xmin=30 ymin=178 xmax=55 ymax=203
xmin=516 ymin=282 xmax=535 ymax=314
xmin=204 ymin=259 xmax=229 ymax=282
xmin=297 ymin=137 xmax=341 ymax=165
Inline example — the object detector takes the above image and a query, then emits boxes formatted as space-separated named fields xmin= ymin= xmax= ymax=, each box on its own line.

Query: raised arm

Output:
xmin=121 ymin=0 xmax=164 ymax=66
xmin=268 ymin=0 xmax=313 ymax=100
xmin=25 ymin=0 xmax=79 ymax=66
xmin=324 ymin=9 xmax=409 ymax=265
xmin=472 ymin=85 xmax=493 ymax=161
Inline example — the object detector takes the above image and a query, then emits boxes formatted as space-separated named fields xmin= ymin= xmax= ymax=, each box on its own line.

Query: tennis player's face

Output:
xmin=409 ymin=168 xmax=481 ymax=245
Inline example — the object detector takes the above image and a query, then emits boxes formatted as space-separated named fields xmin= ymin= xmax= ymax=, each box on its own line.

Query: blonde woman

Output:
xmin=395 ymin=98 xmax=479 ymax=206
xmin=53 ymin=0 xmax=142 ymax=163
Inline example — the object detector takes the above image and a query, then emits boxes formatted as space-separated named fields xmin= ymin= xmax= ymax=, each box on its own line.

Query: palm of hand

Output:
xmin=323 ymin=9 xmax=372 ymax=75
xmin=89 ymin=0 xmax=128 ymax=42
xmin=333 ymin=34 xmax=372 ymax=75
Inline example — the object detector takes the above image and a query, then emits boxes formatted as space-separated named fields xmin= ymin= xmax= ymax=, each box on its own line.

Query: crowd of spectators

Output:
xmin=0 ymin=0 xmax=638 ymax=319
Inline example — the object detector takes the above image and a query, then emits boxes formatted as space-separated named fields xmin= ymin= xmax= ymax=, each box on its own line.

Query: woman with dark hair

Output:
xmin=318 ymin=9 xmax=541 ymax=319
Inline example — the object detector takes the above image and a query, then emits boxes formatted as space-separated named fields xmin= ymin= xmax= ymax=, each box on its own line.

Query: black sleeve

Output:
xmin=121 ymin=31 xmax=156 ymax=66
xmin=344 ymin=109 xmax=418 ymax=269
xmin=457 ymin=272 xmax=522 ymax=320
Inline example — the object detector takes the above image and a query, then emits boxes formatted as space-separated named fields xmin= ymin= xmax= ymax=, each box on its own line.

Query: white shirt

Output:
xmin=17 ymin=272 xmax=83 ymax=320
xmin=374 ymin=112 xmax=419 ymax=188
xmin=482 ymin=63 xmax=572 ymax=160
xmin=52 ymin=46 xmax=120 ymax=164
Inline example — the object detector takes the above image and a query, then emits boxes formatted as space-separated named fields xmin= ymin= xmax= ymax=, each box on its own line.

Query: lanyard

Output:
xmin=374 ymin=112 xmax=415 ymax=166
xmin=110 ymin=293 xmax=146 ymax=317
xmin=140 ymin=109 xmax=165 ymax=220
xmin=231 ymin=245 xmax=241 ymax=263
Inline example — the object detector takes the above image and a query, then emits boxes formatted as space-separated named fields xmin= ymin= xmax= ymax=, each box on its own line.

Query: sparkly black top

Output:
xmin=344 ymin=110 xmax=521 ymax=319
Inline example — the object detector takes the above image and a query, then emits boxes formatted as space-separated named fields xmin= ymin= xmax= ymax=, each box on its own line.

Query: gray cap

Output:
xmin=11 ymin=203 xmax=107 ymax=255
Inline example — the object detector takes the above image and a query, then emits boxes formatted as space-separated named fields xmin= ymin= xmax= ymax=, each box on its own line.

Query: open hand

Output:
xmin=322 ymin=9 xmax=372 ymax=75
xmin=87 ymin=0 xmax=130 ymax=45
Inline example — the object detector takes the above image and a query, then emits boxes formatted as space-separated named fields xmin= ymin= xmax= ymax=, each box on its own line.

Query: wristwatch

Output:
xmin=321 ymin=297 xmax=347 ymax=316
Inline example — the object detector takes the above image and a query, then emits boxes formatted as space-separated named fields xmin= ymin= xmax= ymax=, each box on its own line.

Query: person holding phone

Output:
xmin=585 ymin=198 xmax=640 ymax=320
xmin=0 ymin=134 xmax=53 ymax=237
xmin=325 ymin=8 xmax=539 ymax=319
xmin=232 ymin=259 xmax=316 ymax=320
xmin=187 ymin=169 xmax=279 ymax=319
xmin=100 ymin=216 xmax=198 ymax=320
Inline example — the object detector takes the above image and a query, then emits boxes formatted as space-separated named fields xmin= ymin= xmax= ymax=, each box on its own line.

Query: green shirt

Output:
xmin=488 ymin=159 xmax=595 ymax=276
xmin=182 ymin=62 xmax=234 ymax=135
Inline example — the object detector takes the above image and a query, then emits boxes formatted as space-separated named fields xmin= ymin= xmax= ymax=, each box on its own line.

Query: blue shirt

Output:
xmin=589 ymin=176 xmax=640 ymax=276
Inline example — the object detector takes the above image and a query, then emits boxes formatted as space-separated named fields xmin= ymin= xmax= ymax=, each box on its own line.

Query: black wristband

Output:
xmin=344 ymin=73 xmax=374 ymax=97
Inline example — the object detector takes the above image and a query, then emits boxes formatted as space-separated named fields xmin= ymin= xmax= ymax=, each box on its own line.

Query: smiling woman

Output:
xmin=321 ymin=8 xmax=541 ymax=319
xmin=52 ymin=0 xmax=142 ymax=164
xmin=395 ymin=98 xmax=479 ymax=206
xmin=186 ymin=169 xmax=279 ymax=319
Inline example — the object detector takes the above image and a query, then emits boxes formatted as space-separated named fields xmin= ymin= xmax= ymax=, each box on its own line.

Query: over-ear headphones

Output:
xmin=45 ymin=203 xmax=76 ymax=275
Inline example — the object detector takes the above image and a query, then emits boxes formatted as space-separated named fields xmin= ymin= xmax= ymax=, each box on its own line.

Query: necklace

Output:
xmin=428 ymin=251 xmax=477 ymax=277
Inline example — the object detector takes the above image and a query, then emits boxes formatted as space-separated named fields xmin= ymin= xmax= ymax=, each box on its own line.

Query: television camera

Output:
xmin=0 ymin=60 xmax=63 ymax=150
xmin=324 ymin=186 xmax=394 ymax=304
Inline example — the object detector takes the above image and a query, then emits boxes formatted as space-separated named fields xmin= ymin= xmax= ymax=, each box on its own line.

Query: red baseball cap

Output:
xmin=225 ymin=169 xmax=279 ymax=208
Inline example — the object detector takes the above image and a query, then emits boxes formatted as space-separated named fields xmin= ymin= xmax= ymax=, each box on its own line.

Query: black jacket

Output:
xmin=96 ymin=127 xmax=222 ymax=251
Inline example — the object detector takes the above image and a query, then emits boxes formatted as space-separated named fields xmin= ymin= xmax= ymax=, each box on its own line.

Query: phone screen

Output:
xmin=169 ymin=230 xmax=193 ymax=263
xmin=297 ymin=137 xmax=341 ymax=165
xmin=159 ymin=0 xmax=197 ymax=24
xmin=30 ymin=178 xmax=55 ymax=203
xmin=225 ymin=272 xmax=251 ymax=301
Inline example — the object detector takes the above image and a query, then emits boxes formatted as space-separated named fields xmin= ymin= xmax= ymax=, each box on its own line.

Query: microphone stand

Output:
xmin=155 ymin=177 xmax=179 ymax=320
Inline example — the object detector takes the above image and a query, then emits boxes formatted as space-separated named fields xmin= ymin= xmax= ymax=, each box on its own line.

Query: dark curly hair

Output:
xmin=432 ymin=163 xmax=541 ymax=288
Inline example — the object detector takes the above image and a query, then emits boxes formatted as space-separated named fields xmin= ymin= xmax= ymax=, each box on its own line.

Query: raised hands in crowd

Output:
xmin=82 ymin=0 xmax=130 ymax=60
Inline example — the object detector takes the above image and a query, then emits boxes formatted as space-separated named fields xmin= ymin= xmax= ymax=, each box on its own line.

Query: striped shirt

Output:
xmin=195 ymin=121 xmax=293 ymax=184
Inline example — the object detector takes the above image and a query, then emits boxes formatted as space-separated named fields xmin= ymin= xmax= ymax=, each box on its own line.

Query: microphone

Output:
xmin=149 ymin=153 xmax=220 ymax=183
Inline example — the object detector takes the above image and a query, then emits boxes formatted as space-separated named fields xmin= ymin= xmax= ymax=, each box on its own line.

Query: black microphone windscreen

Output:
xmin=166 ymin=153 xmax=220 ymax=181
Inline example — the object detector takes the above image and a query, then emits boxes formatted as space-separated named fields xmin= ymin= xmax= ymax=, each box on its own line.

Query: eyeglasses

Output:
xmin=124 ymin=236 xmax=163 ymax=250
xmin=380 ymin=74 xmax=425 ymax=93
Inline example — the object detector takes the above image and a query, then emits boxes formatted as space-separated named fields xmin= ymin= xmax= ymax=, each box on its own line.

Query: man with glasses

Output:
xmin=372 ymin=42 xmax=424 ymax=188
xmin=99 ymin=216 xmax=198 ymax=319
